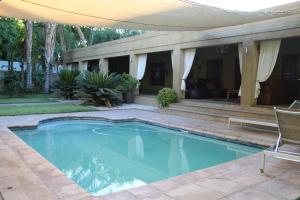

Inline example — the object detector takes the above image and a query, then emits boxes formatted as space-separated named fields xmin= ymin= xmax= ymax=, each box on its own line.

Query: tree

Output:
xmin=44 ymin=22 xmax=57 ymax=93
xmin=58 ymin=25 xmax=67 ymax=52
xmin=0 ymin=18 xmax=25 ymax=72
xmin=75 ymin=25 xmax=87 ymax=47
xmin=25 ymin=20 xmax=33 ymax=89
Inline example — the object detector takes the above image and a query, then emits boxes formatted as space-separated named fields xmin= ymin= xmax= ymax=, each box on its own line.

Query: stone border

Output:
xmin=7 ymin=116 xmax=266 ymax=198
xmin=2 ymin=111 xmax=300 ymax=200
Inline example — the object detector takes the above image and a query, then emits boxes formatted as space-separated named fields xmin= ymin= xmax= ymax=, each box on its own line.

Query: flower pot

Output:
xmin=125 ymin=92 xmax=135 ymax=104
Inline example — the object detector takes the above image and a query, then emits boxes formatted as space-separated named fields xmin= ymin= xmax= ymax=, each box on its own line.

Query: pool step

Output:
xmin=160 ymin=100 xmax=275 ymax=123
xmin=134 ymin=95 xmax=158 ymax=106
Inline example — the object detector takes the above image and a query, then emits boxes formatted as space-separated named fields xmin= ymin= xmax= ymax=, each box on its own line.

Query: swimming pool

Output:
xmin=14 ymin=119 xmax=261 ymax=196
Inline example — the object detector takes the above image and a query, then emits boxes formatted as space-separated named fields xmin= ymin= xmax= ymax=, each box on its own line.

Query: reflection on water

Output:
xmin=15 ymin=120 xmax=261 ymax=196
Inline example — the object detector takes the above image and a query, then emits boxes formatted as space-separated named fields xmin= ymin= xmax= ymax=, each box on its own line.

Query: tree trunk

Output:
xmin=58 ymin=25 xmax=67 ymax=68
xmin=8 ymin=59 xmax=13 ymax=73
xmin=58 ymin=25 xmax=67 ymax=52
xmin=75 ymin=26 xmax=87 ymax=47
xmin=20 ymin=61 xmax=25 ymax=82
xmin=26 ymin=20 xmax=33 ymax=89
xmin=44 ymin=22 xmax=57 ymax=94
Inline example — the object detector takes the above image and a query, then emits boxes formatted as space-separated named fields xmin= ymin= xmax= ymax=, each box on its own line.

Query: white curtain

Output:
xmin=171 ymin=51 xmax=174 ymax=68
xmin=136 ymin=54 xmax=147 ymax=81
xmin=238 ymin=43 xmax=243 ymax=96
xmin=181 ymin=48 xmax=196 ymax=91
xmin=255 ymin=39 xmax=281 ymax=98
xmin=83 ymin=61 xmax=88 ymax=71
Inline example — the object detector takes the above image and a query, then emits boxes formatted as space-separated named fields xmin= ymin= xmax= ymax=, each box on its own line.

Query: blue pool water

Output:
xmin=14 ymin=120 xmax=261 ymax=196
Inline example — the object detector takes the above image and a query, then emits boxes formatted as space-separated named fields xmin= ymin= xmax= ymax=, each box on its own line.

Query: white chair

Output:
xmin=260 ymin=108 xmax=300 ymax=173
xmin=289 ymin=100 xmax=300 ymax=110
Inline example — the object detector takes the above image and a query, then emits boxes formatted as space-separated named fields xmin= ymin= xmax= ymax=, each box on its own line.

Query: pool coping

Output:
xmin=1 ymin=113 xmax=288 ymax=200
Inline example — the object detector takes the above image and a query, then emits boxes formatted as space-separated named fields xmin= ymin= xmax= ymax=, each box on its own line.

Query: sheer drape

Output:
xmin=171 ymin=51 xmax=174 ymax=69
xmin=181 ymin=48 xmax=196 ymax=91
xmin=255 ymin=39 xmax=281 ymax=98
xmin=238 ymin=43 xmax=243 ymax=96
xmin=136 ymin=54 xmax=147 ymax=81
xmin=83 ymin=61 xmax=88 ymax=71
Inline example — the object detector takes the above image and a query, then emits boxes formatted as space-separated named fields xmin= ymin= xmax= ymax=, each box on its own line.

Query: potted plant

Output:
xmin=121 ymin=73 xmax=140 ymax=104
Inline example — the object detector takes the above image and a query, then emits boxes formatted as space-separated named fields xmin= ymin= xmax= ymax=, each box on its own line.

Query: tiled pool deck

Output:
xmin=0 ymin=109 xmax=299 ymax=200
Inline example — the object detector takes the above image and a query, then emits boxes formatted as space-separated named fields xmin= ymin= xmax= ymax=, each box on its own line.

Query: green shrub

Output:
xmin=157 ymin=88 xmax=177 ymax=107
xmin=120 ymin=73 xmax=139 ymax=93
xmin=78 ymin=71 xmax=122 ymax=107
xmin=31 ymin=69 xmax=45 ymax=92
xmin=54 ymin=69 xmax=80 ymax=99
xmin=2 ymin=71 xmax=24 ymax=96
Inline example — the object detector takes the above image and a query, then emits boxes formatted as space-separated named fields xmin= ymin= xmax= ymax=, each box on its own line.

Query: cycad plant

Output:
xmin=120 ymin=73 xmax=139 ymax=103
xmin=54 ymin=69 xmax=80 ymax=99
xmin=79 ymin=72 xmax=122 ymax=107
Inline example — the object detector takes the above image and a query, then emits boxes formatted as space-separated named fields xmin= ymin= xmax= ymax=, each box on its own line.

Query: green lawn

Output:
xmin=0 ymin=94 xmax=57 ymax=104
xmin=0 ymin=104 xmax=96 ymax=116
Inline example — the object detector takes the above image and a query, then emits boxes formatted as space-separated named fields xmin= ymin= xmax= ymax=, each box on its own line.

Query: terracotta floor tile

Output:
xmin=224 ymin=188 xmax=282 ymax=200
xmin=254 ymin=179 xmax=300 ymax=200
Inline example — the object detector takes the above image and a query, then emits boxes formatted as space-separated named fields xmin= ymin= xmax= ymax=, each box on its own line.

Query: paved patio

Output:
xmin=0 ymin=109 xmax=299 ymax=199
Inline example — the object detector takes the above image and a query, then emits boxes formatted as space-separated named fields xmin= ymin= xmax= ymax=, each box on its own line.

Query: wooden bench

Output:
xmin=228 ymin=117 xmax=278 ymax=129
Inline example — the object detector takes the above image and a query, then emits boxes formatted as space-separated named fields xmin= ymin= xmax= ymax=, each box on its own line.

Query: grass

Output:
xmin=0 ymin=93 xmax=57 ymax=104
xmin=0 ymin=103 xmax=96 ymax=116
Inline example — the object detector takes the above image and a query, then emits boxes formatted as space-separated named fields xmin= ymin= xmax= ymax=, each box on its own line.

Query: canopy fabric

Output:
xmin=181 ymin=48 xmax=196 ymax=91
xmin=0 ymin=0 xmax=296 ymax=31
xmin=255 ymin=39 xmax=281 ymax=99
xmin=136 ymin=54 xmax=147 ymax=81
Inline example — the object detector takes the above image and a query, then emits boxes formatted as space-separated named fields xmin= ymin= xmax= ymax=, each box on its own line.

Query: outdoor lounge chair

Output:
xmin=260 ymin=108 xmax=300 ymax=173
xmin=289 ymin=100 xmax=300 ymax=110
xmin=228 ymin=100 xmax=300 ymax=130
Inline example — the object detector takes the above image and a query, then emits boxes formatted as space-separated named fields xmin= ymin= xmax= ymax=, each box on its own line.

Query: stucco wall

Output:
xmin=63 ymin=13 xmax=300 ymax=106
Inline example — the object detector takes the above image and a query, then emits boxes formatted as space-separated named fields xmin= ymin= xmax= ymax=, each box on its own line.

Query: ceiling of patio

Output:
xmin=0 ymin=0 xmax=300 ymax=30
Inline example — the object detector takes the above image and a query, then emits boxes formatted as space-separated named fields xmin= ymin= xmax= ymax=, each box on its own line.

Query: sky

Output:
xmin=191 ymin=0 xmax=298 ymax=11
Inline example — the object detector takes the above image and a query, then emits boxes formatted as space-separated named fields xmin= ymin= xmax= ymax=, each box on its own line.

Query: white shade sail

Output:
xmin=0 ymin=0 xmax=297 ymax=31
xmin=181 ymin=48 xmax=196 ymax=91
xmin=136 ymin=54 xmax=147 ymax=81
xmin=255 ymin=39 xmax=281 ymax=98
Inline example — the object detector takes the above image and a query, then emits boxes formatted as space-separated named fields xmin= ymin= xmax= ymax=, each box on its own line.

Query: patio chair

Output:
xmin=260 ymin=108 xmax=300 ymax=173
xmin=288 ymin=100 xmax=300 ymax=110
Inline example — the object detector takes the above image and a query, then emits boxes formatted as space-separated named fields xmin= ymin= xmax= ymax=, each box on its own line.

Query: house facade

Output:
xmin=64 ymin=14 xmax=300 ymax=107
